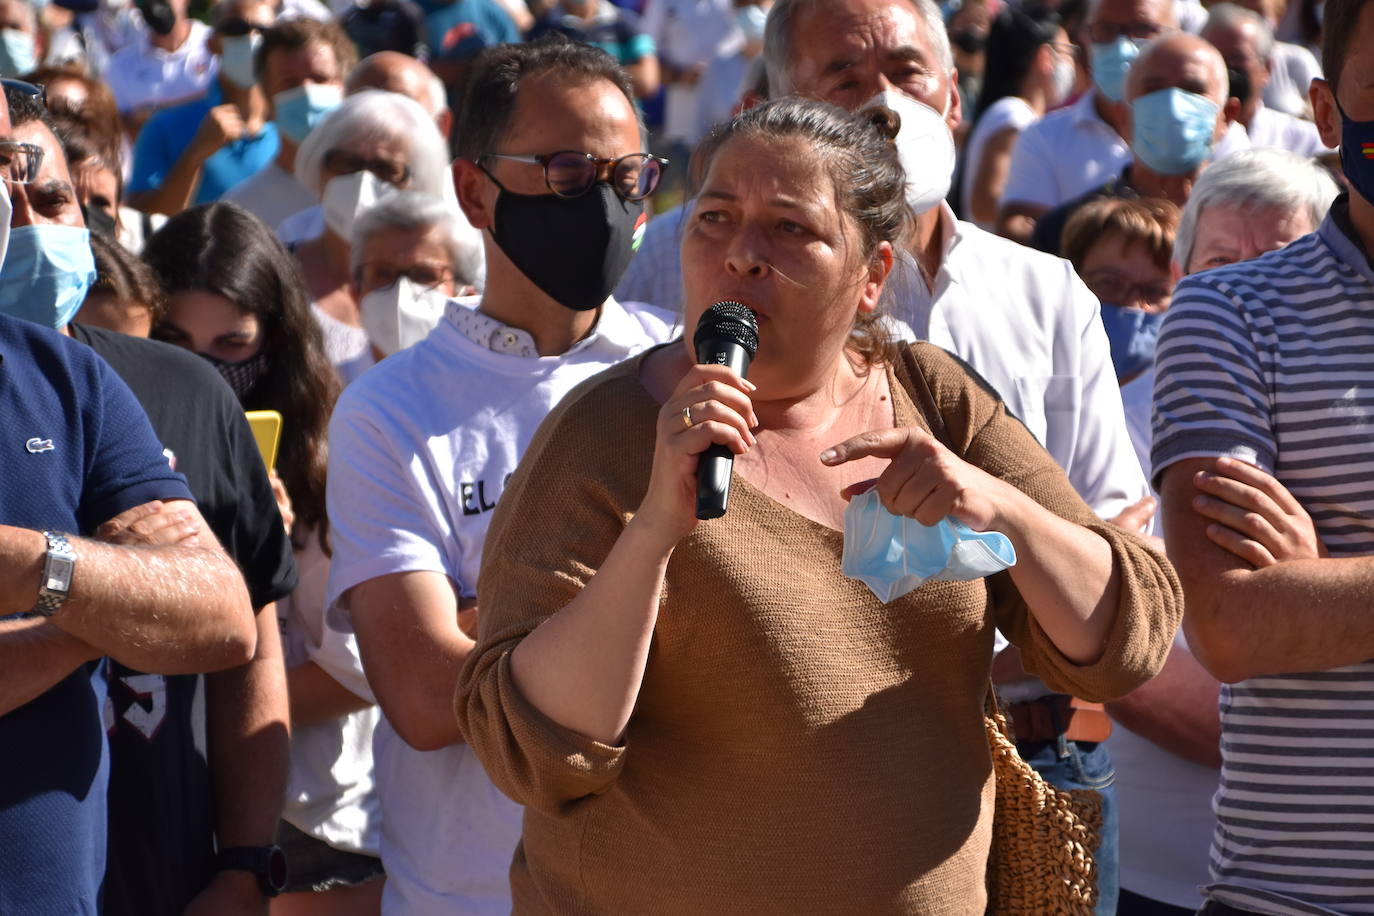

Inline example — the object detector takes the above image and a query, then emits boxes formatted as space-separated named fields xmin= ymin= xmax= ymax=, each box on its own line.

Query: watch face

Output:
xmin=267 ymin=846 xmax=288 ymax=893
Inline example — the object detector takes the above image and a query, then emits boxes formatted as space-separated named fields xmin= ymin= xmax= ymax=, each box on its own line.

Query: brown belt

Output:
xmin=1006 ymin=694 xmax=1112 ymax=744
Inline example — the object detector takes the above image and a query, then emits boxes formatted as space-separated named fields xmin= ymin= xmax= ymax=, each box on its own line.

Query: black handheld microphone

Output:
xmin=693 ymin=301 xmax=759 ymax=520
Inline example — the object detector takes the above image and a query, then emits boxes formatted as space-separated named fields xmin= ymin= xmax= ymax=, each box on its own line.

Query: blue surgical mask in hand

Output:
xmin=841 ymin=489 xmax=1017 ymax=603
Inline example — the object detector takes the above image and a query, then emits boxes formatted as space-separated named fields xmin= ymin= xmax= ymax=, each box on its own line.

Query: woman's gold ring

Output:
xmin=682 ymin=406 xmax=694 ymax=429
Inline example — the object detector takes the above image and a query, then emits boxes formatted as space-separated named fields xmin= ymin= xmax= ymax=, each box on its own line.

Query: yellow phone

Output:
xmin=246 ymin=410 xmax=283 ymax=469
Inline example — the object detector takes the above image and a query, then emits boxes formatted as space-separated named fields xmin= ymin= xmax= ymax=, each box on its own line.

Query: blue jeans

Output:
xmin=1017 ymin=737 xmax=1119 ymax=916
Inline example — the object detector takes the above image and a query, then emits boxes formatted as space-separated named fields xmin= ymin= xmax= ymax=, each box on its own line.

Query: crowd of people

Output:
xmin=0 ymin=0 xmax=1369 ymax=912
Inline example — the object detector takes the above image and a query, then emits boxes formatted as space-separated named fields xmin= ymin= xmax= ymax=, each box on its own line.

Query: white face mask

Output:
xmin=219 ymin=33 xmax=260 ymax=90
xmin=861 ymin=88 xmax=955 ymax=216
xmin=360 ymin=276 xmax=448 ymax=355
xmin=322 ymin=170 xmax=396 ymax=240
xmin=1050 ymin=53 xmax=1076 ymax=106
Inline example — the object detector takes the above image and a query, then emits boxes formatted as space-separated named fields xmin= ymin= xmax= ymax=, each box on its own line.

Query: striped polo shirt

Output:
xmin=1152 ymin=199 xmax=1374 ymax=916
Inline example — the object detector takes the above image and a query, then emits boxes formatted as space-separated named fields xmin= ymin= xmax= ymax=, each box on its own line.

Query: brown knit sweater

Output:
xmin=456 ymin=342 xmax=1182 ymax=915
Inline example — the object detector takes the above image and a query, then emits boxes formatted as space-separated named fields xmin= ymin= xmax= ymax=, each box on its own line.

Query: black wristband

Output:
xmin=216 ymin=844 xmax=288 ymax=898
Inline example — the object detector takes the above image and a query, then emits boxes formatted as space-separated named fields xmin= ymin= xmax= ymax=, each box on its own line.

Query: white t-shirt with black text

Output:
xmin=322 ymin=295 xmax=675 ymax=915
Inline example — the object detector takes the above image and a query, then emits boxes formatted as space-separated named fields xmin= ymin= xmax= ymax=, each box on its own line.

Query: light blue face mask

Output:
xmin=0 ymin=225 xmax=98 ymax=330
xmin=1090 ymin=36 xmax=1140 ymax=103
xmin=1099 ymin=302 xmax=1165 ymax=384
xmin=1130 ymin=86 xmax=1218 ymax=176
xmin=735 ymin=3 xmax=767 ymax=42
xmin=0 ymin=28 xmax=36 ymax=78
xmin=841 ymin=489 xmax=1017 ymax=603
xmin=273 ymin=82 xmax=342 ymax=144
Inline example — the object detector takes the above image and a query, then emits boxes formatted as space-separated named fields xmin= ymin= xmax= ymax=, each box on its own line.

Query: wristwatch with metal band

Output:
xmin=31 ymin=530 xmax=75 ymax=617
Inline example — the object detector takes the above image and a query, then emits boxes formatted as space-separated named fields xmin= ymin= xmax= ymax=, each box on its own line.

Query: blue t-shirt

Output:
xmin=419 ymin=0 xmax=520 ymax=59
xmin=0 ymin=314 xmax=192 ymax=915
xmin=128 ymin=82 xmax=280 ymax=205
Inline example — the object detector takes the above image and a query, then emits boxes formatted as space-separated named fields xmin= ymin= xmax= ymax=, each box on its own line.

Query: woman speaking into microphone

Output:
xmin=456 ymin=97 xmax=1181 ymax=914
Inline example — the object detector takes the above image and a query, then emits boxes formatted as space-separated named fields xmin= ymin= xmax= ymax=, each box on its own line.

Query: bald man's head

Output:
xmin=346 ymin=52 xmax=445 ymax=115
xmin=1125 ymin=32 xmax=1228 ymax=104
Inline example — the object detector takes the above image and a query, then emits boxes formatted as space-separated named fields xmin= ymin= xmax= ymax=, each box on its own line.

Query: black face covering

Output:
xmin=199 ymin=349 xmax=270 ymax=402
xmin=136 ymin=0 xmax=177 ymax=36
xmin=487 ymin=180 xmax=646 ymax=312
xmin=1226 ymin=65 xmax=1252 ymax=106
xmin=82 ymin=203 xmax=116 ymax=240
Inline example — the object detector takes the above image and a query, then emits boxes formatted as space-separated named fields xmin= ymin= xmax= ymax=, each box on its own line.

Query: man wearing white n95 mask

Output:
xmin=764 ymin=2 xmax=1154 ymax=911
xmin=350 ymin=190 xmax=484 ymax=359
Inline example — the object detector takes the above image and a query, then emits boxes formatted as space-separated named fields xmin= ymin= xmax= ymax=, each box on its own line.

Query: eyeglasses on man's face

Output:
xmin=482 ymin=150 xmax=667 ymax=202
xmin=324 ymin=148 xmax=411 ymax=187
xmin=0 ymin=80 xmax=47 ymax=185
xmin=0 ymin=140 xmax=43 ymax=185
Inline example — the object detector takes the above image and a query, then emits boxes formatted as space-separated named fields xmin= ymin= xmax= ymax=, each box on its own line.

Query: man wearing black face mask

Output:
xmin=1154 ymin=1 xmax=1374 ymax=913
xmin=322 ymin=35 xmax=674 ymax=912
xmin=106 ymin=0 xmax=217 ymax=136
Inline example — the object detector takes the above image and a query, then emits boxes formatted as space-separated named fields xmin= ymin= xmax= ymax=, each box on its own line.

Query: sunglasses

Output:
xmin=323 ymin=149 xmax=411 ymax=187
xmin=216 ymin=17 xmax=267 ymax=36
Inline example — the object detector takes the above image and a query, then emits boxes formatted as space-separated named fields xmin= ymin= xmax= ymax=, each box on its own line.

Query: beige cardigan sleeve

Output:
xmin=903 ymin=343 xmax=1184 ymax=702
xmin=455 ymin=368 xmax=650 ymax=816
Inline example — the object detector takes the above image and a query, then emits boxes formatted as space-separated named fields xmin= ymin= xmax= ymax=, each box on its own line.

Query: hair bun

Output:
xmin=864 ymin=105 xmax=902 ymax=143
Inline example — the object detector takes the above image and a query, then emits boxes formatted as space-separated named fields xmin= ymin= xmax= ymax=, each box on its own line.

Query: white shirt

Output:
xmin=1108 ymin=365 xmax=1216 ymax=909
xmin=1246 ymin=101 xmax=1332 ymax=158
xmin=311 ymin=303 xmax=376 ymax=386
xmin=277 ymin=204 xmax=325 ymax=246
xmin=105 ymin=19 xmax=217 ymax=115
xmin=224 ymin=162 xmax=320 ymax=234
xmin=1001 ymin=90 xmax=1129 ymax=213
xmin=1264 ymin=41 xmax=1323 ymax=118
xmin=324 ymin=295 xmax=676 ymax=915
xmin=277 ymin=530 xmax=381 ymax=856
xmin=640 ymin=0 xmax=739 ymax=143
xmin=960 ymin=96 xmax=1038 ymax=230
xmin=888 ymin=204 xmax=1150 ymax=520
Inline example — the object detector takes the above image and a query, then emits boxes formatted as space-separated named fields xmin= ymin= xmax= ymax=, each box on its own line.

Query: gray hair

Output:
xmin=349 ymin=191 xmax=485 ymax=290
xmin=294 ymin=90 xmax=450 ymax=199
xmin=1174 ymin=148 xmax=1338 ymax=271
xmin=764 ymin=0 xmax=953 ymax=98
xmin=1203 ymin=3 xmax=1275 ymax=62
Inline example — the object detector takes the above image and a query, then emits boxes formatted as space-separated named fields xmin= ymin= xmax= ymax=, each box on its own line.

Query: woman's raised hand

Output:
xmin=638 ymin=364 xmax=758 ymax=545
xmin=821 ymin=426 xmax=1019 ymax=532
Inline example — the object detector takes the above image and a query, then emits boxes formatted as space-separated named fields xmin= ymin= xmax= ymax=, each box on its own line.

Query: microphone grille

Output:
xmin=693 ymin=301 xmax=759 ymax=358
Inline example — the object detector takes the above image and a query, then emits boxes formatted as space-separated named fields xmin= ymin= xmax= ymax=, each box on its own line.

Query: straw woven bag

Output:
xmin=895 ymin=349 xmax=1104 ymax=915
xmin=984 ymin=691 xmax=1103 ymax=916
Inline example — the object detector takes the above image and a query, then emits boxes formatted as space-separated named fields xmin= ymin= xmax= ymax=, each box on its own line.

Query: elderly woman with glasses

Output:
xmin=288 ymin=89 xmax=453 ymax=384
xmin=349 ymin=190 xmax=485 ymax=360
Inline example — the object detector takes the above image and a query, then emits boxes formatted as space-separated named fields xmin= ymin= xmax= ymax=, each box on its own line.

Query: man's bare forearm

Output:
xmin=0 ymin=520 xmax=255 ymax=673
xmin=0 ymin=618 xmax=100 ymax=715
xmin=206 ymin=607 xmax=290 ymax=850
xmin=1162 ymin=460 xmax=1374 ymax=681
xmin=1105 ymin=643 xmax=1222 ymax=768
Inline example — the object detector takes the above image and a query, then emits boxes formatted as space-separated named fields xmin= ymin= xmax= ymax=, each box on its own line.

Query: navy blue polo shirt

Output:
xmin=0 ymin=313 xmax=191 ymax=915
